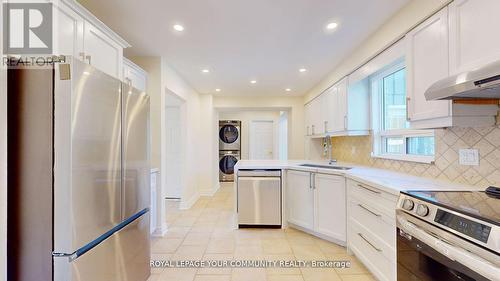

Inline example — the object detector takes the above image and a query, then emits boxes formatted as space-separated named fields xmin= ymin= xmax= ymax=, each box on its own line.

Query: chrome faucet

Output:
xmin=323 ymin=136 xmax=337 ymax=165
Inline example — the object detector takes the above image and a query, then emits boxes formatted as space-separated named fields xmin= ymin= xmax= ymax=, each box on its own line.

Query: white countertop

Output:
xmin=234 ymin=160 xmax=482 ymax=196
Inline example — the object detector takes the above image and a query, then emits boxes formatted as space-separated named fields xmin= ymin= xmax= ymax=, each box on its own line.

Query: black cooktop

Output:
xmin=403 ymin=190 xmax=500 ymax=227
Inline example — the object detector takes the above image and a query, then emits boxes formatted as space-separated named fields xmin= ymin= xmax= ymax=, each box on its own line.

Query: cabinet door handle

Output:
xmin=343 ymin=116 xmax=347 ymax=130
xmin=357 ymin=204 xmax=381 ymax=218
xmin=324 ymin=121 xmax=328 ymax=133
xmin=309 ymin=173 xmax=312 ymax=189
xmin=312 ymin=173 xmax=316 ymax=189
xmin=358 ymin=233 xmax=382 ymax=252
xmin=312 ymin=125 xmax=315 ymax=135
xmin=357 ymin=184 xmax=381 ymax=194
xmin=406 ymin=97 xmax=411 ymax=121
xmin=85 ymin=55 xmax=92 ymax=65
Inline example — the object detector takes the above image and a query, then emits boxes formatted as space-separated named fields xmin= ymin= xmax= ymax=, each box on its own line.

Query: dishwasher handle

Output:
xmin=237 ymin=169 xmax=281 ymax=177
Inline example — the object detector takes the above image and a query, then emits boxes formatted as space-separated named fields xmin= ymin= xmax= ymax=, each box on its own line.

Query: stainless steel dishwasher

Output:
xmin=237 ymin=169 xmax=281 ymax=228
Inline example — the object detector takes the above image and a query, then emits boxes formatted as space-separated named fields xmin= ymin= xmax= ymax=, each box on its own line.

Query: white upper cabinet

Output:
xmin=123 ymin=58 xmax=147 ymax=92
xmin=83 ymin=22 xmax=124 ymax=79
xmin=305 ymin=77 xmax=369 ymax=137
xmin=406 ymin=7 xmax=451 ymax=123
xmin=52 ymin=0 xmax=130 ymax=79
xmin=305 ymin=103 xmax=312 ymax=136
xmin=405 ymin=3 xmax=499 ymax=129
xmin=53 ymin=1 xmax=84 ymax=57
xmin=449 ymin=0 xmax=500 ymax=75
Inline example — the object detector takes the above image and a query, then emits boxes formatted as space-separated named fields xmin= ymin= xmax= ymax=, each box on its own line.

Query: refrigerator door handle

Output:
xmin=53 ymin=208 xmax=149 ymax=262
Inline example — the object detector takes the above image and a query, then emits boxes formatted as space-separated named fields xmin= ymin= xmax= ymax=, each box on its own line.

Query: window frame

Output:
xmin=370 ymin=59 xmax=435 ymax=164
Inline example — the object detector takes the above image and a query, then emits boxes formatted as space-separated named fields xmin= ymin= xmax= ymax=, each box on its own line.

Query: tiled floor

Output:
xmin=148 ymin=183 xmax=376 ymax=281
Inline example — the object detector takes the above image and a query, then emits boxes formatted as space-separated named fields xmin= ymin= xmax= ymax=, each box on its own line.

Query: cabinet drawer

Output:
xmin=347 ymin=179 xmax=398 ymax=218
xmin=349 ymin=199 xmax=395 ymax=248
xmin=349 ymin=218 xmax=395 ymax=281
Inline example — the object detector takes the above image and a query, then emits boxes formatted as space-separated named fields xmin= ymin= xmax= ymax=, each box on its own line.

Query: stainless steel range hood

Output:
xmin=425 ymin=59 xmax=500 ymax=100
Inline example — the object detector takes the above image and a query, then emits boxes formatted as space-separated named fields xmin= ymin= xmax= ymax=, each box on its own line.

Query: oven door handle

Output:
xmin=397 ymin=215 xmax=500 ymax=281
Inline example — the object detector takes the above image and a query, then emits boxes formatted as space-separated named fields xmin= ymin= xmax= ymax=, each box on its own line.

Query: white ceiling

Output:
xmin=78 ymin=0 xmax=410 ymax=96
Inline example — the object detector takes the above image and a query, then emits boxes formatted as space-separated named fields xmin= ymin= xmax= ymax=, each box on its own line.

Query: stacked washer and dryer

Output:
xmin=219 ymin=120 xmax=241 ymax=182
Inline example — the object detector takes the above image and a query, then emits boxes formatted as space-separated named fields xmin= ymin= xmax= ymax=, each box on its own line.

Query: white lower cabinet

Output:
xmin=286 ymin=170 xmax=346 ymax=244
xmin=347 ymin=179 xmax=398 ymax=281
xmin=314 ymin=173 xmax=346 ymax=242
xmin=287 ymin=170 xmax=314 ymax=230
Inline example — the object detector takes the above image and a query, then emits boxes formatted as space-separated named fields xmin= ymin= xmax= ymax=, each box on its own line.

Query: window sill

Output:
xmin=371 ymin=153 xmax=435 ymax=164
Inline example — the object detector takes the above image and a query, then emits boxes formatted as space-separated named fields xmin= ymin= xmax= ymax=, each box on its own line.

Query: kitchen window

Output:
xmin=371 ymin=59 xmax=435 ymax=163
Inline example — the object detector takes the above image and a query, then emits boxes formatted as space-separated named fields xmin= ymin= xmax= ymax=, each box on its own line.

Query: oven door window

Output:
xmin=397 ymin=228 xmax=489 ymax=281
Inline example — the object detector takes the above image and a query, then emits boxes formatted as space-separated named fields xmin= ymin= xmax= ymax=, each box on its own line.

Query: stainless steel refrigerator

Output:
xmin=7 ymin=57 xmax=151 ymax=281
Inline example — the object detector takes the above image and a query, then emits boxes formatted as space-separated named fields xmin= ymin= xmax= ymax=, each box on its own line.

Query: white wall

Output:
xmin=160 ymin=60 xmax=208 ymax=209
xmin=0 ymin=1 xmax=7 ymax=278
xmin=213 ymin=96 xmax=305 ymax=160
xmin=198 ymin=95 xmax=219 ymax=195
xmin=305 ymin=0 xmax=450 ymax=103
xmin=219 ymin=110 xmax=281 ymax=160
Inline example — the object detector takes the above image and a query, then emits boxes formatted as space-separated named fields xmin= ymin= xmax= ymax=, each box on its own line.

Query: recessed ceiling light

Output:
xmin=173 ymin=24 xmax=184 ymax=32
xmin=215 ymin=88 xmax=221 ymax=92
xmin=326 ymin=22 xmax=338 ymax=30
xmin=285 ymin=88 xmax=291 ymax=92
xmin=299 ymin=68 xmax=307 ymax=73
xmin=250 ymin=80 xmax=257 ymax=84
xmin=201 ymin=69 xmax=210 ymax=73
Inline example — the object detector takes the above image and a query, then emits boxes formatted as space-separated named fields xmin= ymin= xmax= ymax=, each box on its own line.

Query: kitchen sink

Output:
xmin=299 ymin=164 xmax=352 ymax=170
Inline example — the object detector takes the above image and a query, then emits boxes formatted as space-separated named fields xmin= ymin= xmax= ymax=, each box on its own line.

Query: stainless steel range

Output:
xmin=396 ymin=190 xmax=500 ymax=281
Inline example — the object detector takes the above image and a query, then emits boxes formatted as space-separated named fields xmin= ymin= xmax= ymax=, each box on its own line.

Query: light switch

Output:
xmin=459 ymin=149 xmax=479 ymax=166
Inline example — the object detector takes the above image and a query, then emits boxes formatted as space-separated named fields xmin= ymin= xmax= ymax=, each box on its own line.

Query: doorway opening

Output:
xmin=163 ymin=91 xmax=186 ymax=222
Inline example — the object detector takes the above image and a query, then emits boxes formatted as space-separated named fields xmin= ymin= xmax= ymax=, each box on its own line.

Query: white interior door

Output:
xmin=249 ymin=120 xmax=275 ymax=160
xmin=165 ymin=106 xmax=182 ymax=198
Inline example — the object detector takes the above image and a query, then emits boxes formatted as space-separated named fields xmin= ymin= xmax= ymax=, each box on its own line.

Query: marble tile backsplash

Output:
xmin=331 ymin=126 xmax=500 ymax=188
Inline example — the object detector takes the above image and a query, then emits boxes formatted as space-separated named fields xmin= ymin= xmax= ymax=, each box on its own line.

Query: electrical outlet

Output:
xmin=459 ymin=149 xmax=479 ymax=166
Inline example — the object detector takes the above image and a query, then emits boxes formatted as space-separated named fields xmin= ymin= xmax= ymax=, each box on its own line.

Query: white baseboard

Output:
xmin=151 ymin=225 xmax=168 ymax=237
xmin=179 ymin=192 xmax=200 ymax=210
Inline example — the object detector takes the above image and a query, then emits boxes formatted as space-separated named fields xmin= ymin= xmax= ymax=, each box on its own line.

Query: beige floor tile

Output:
xmin=265 ymin=254 xmax=301 ymax=275
xmin=291 ymin=244 xmax=325 ymax=260
xmin=315 ymin=239 xmax=348 ymax=255
xmin=152 ymin=238 xmax=183 ymax=254
xmin=164 ymin=227 xmax=192 ymax=239
xmin=183 ymin=232 xmax=211 ymax=246
xmin=267 ymin=275 xmax=304 ymax=281
xmin=171 ymin=245 xmax=207 ymax=261
xmin=301 ymin=268 xmax=342 ymax=281
xmin=234 ymin=244 xmax=263 ymax=258
xmin=206 ymin=238 xmax=235 ymax=254
xmin=232 ymin=268 xmax=267 ymax=281
xmin=328 ymin=254 xmax=369 ymax=275
xmin=339 ymin=274 xmax=376 ymax=281
xmin=262 ymin=239 xmax=292 ymax=254
xmin=194 ymin=275 xmax=231 ymax=281
xmin=156 ymin=184 xmax=376 ymax=281
xmin=197 ymin=253 xmax=233 ymax=275
xmin=158 ymin=268 xmax=197 ymax=281
xmin=150 ymin=254 xmax=172 ymax=274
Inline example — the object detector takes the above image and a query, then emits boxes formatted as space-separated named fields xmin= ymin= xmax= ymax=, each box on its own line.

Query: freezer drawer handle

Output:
xmin=52 ymin=208 xmax=149 ymax=262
